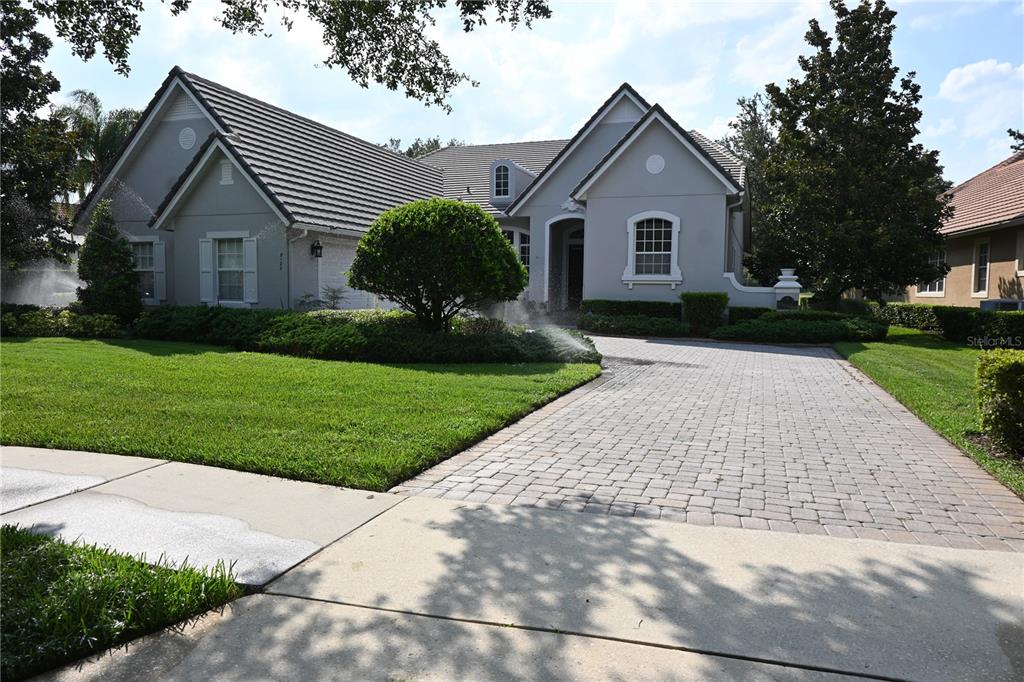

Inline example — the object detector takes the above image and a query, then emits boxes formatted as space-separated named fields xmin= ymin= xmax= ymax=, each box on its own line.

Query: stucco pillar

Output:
xmin=774 ymin=269 xmax=801 ymax=309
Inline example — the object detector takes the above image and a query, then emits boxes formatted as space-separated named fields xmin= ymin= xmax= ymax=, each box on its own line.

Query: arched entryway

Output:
xmin=544 ymin=215 xmax=584 ymax=310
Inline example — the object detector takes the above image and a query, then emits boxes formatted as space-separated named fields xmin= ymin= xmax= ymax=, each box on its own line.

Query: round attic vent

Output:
xmin=646 ymin=154 xmax=665 ymax=175
xmin=178 ymin=127 xmax=197 ymax=150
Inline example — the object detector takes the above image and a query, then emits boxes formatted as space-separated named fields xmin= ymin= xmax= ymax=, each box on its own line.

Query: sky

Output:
xmin=39 ymin=0 xmax=1024 ymax=185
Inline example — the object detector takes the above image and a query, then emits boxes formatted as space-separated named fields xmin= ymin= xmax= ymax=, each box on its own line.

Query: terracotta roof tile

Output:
xmin=942 ymin=151 xmax=1024 ymax=234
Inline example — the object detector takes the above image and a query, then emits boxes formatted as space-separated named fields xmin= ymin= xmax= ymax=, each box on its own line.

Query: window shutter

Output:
xmin=243 ymin=237 xmax=258 ymax=303
xmin=199 ymin=239 xmax=214 ymax=303
xmin=153 ymin=241 xmax=167 ymax=301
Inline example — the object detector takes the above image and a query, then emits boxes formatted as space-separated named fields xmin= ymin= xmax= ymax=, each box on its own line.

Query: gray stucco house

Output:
xmin=77 ymin=66 xmax=789 ymax=312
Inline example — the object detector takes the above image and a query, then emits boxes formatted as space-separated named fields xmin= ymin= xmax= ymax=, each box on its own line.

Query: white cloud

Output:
xmin=938 ymin=59 xmax=1024 ymax=138
xmin=731 ymin=1 xmax=830 ymax=88
xmin=900 ymin=0 xmax=997 ymax=31
xmin=700 ymin=115 xmax=734 ymax=140
xmin=920 ymin=117 xmax=956 ymax=140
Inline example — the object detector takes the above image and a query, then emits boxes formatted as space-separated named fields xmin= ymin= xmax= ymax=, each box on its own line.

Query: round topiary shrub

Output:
xmin=349 ymin=198 xmax=528 ymax=331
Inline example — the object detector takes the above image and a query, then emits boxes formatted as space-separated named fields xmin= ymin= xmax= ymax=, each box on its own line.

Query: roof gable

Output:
xmin=76 ymin=72 xmax=224 ymax=223
xmin=571 ymin=105 xmax=744 ymax=200
xmin=150 ymin=133 xmax=290 ymax=230
xmin=506 ymin=83 xmax=651 ymax=216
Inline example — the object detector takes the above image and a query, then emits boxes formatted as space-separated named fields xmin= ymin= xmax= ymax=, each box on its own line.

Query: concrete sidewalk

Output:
xmin=1 ymin=447 xmax=400 ymax=585
xmin=6 ymin=447 xmax=1023 ymax=680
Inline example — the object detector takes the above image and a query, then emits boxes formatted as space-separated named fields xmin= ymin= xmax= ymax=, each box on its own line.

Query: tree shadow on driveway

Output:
xmin=185 ymin=502 xmax=1024 ymax=681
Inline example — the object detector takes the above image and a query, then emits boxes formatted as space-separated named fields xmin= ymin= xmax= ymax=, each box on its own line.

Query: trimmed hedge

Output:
xmin=977 ymin=349 xmax=1024 ymax=458
xmin=709 ymin=317 xmax=889 ymax=343
xmin=1 ymin=307 xmax=121 ymax=338
xmin=577 ymin=313 xmax=690 ymax=338
xmin=869 ymin=302 xmax=940 ymax=331
xmin=870 ymin=303 xmax=1024 ymax=347
xmin=761 ymin=309 xmax=862 ymax=322
xmin=132 ymin=306 xmax=290 ymax=349
xmin=680 ymin=292 xmax=728 ymax=335
xmin=728 ymin=306 xmax=769 ymax=325
xmin=799 ymin=296 xmax=873 ymax=315
xmin=133 ymin=306 xmax=600 ymax=364
xmin=579 ymin=299 xmax=681 ymax=319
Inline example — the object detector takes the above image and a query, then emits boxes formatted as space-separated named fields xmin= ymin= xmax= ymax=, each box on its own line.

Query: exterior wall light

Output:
xmin=311 ymin=240 xmax=323 ymax=258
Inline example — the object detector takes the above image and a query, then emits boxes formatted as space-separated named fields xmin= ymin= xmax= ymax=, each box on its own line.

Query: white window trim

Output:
xmin=206 ymin=230 xmax=250 ymax=239
xmin=203 ymin=231 xmax=254 ymax=307
xmin=1016 ymin=229 xmax=1024 ymax=277
xmin=917 ymin=250 xmax=946 ymax=298
xmin=494 ymin=164 xmax=510 ymax=198
xmin=623 ymin=210 xmax=682 ymax=289
xmin=128 ymin=235 xmax=160 ymax=305
xmin=501 ymin=227 xmax=531 ymax=272
xmin=215 ymin=237 xmax=245 ymax=306
xmin=972 ymin=238 xmax=990 ymax=298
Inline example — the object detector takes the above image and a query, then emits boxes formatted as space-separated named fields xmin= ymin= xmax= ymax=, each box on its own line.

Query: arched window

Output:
xmin=623 ymin=211 xmax=682 ymax=286
xmin=494 ymin=164 xmax=510 ymax=198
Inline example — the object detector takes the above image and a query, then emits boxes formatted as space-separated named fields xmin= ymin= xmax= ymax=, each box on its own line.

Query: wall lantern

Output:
xmin=311 ymin=239 xmax=323 ymax=258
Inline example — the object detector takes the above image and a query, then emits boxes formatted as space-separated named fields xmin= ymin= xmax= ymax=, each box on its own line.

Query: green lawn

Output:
xmin=1 ymin=525 xmax=242 ymax=681
xmin=0 ymin=338 xmax=600 ymax=490
xmin=836 ymin=327 xmax=1024 ymax=498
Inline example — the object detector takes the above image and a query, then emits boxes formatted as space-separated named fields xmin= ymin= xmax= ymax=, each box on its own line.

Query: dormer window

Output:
xmin=494 ymin=164 xmax=510 ymax=198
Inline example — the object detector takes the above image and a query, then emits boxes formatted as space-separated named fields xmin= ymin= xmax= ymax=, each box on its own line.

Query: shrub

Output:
xmin=869 ymin=303 xmax=1024 ymax=347
xmin=132 ymin=306 xmax=289 ymax=349
xmin=76 ymin=200 xmax=143 ymax=324
xmin=579 ymin=299 xmax=681 ymax=319
xmin=728 ymin=306 xmax=769 ymax=325
xmin=577 ymin=313 xmax=690 ymax=338
xmin=0 ymin=307 xmax=121 ymax=338
xmin=761 ymin=309 xmax=860 ymax=322
xmin=980 ymin=311 xmax=1024 ymax=348
xmin=800 ymin=296 xmax=873 ymax=315
xmin=348 ymin=198 xmax=527 ymax=331
xmin=869 ymin=302 xmax=940 ymax=331
xmin=680 ymin=292 xmax=728 ymax=335
xmin=57 ymin=311 xmax=121 ymax=338
xmin=710 ymin=317 xmax=889 ymax=343
xmin=132 ymin=306 xmax=218 ymax=342
xmin=0 ymin=303 xmax=41 ymax=316
xmin=259 ymin=309 xmax=599 ymax=363
xmin=0 ymin=313 xmax=18 ymax=336
xmin=976 ymin=349 xmax=1024 ymax=458
xmin=134 ymin=306 xmax=599 ymax=364
xmin=201 ymin=308 xmax=292 ymax=348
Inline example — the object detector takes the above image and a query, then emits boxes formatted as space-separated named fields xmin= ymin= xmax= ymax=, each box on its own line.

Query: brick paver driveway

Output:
xmin=392 ymin=336 xmax=1024 ymax=551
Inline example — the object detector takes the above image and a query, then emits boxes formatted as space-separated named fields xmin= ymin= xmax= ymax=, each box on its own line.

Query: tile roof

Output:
xmin=686 ymin=129 xmax=747 ymax=189
xmin=941 ymin=151 xmax=1024 ymax=235
xmin=417 ymin=140 xmax=569 ymax=214
xmin=180 ymin=70 xmax=442 ymax=232
xmin=86 ymin=68 xmax=748 ymax=232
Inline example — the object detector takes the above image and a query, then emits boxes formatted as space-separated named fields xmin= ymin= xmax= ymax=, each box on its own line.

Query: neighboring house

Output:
xmin=907 ymin=151 xmax=1024 ymax=308
xmin=77 ymin=67 xmax=784 ymax=311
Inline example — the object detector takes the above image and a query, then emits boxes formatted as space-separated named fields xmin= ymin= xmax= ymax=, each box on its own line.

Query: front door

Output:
xmin=566 ymin=243 xmax=584 ymax=309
